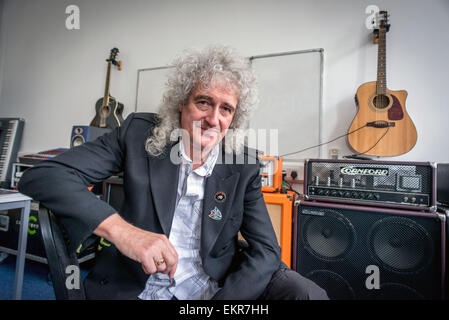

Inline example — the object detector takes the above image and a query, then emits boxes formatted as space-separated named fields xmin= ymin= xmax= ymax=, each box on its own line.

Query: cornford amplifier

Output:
xmin=304 ymin=159 xmax=437 ymax=211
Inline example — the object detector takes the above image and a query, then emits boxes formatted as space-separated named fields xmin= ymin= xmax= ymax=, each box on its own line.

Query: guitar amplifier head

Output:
xmin=304 ymin=159 xmax=437 ymax=211
xmin=259 ymin=155 xmax=283 ymax=193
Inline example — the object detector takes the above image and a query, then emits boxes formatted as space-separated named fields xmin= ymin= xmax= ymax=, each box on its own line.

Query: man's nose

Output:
xmin=205 ymin=106 xmax=220 ymax=128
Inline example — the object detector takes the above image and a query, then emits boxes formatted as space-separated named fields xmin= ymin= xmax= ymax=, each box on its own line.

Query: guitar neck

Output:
xmin=103 ymin=61 xmax=112 ymax=104
xmin=376 ymin=27 xmax=387 ymax=95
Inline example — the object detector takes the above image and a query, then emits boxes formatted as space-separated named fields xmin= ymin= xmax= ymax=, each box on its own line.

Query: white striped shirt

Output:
xmin=138 ymin=141 xmax=220 ymax=300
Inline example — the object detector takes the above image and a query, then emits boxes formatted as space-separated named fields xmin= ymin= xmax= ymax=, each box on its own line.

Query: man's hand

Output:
xmin=93 ymin=213 xmax=178 ymax=278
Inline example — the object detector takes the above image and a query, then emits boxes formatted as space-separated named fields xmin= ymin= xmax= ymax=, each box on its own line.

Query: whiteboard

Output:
xmin=135 ymin=49 xmax=323 ymax=161
xmin=136 ymin=66 xmax=174 ymax=114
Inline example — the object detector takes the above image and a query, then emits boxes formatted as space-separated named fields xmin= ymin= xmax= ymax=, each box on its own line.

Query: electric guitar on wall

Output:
xmin=347 ymin=11 xmax=417 ymax=157
xmin=90 ymin=48 xmax=125 ymax=129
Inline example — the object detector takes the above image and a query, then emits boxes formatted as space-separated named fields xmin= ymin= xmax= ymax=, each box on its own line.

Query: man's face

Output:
xmin=180 ymin=80 xmax=238 ymax=154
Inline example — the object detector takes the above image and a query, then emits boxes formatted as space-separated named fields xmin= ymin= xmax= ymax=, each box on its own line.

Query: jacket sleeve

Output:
xmin=212 ymin=162 xmax=281 ymax=300
xmin=18 ymin=113 xmax=135 ymax=253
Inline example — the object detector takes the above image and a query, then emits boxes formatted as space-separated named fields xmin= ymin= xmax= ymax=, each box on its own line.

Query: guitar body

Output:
xmin=348 ymin=81 xmax=417 ymax=156
xmin=90 ymin=96 xmax=124 ymax=130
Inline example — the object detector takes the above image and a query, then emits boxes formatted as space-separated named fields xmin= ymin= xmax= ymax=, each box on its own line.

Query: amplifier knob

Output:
xmin=374 ymin=194 xmax=380 ymax=200
xmin=317 ymin=189 xmax=324 ymax=195
xmin=331 ymin=190 xmax=338 ymax=197
xmin=411 ymin=197 xmax=417 ymax=203
xmin=351 ymin=192 xmax=357 ymax=198
xmin=367 ymin=194 xmax=374 ymax=200
xmin=344 ymin=192 xmax=351 ymax=198
xmin=404 ymin=196 xmax=409 ymax=202
xmin=324 ymin=190 xmax=330 ymax=196
xmin=359 ymin=192 xmax=366 ymax=199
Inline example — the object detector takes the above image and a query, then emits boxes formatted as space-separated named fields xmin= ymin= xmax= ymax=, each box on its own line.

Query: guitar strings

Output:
xmin=280 ymin=124 xmax=368 ymax=157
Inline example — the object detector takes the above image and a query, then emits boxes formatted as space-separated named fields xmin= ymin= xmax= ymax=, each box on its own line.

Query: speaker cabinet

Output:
xmin=262 ymin=191 xmax=295 ymax=268
xmin=70 ymin=126 xmax=111 ymax=148
xmin=294 ymin=200 xmax=446 ymax=300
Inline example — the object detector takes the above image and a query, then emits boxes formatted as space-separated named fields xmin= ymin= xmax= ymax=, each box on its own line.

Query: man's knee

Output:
xmin=261 ymin=264 xmax=329 ymax=300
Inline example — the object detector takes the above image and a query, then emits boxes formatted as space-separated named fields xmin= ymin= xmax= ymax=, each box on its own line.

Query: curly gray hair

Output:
xmin=145 ymin=45 xmax=258 ymax=156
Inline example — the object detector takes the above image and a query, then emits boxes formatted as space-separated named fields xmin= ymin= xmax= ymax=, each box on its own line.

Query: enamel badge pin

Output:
xmin=208 ymin=207 xmax=222 ymax=221
xmin=214 ymin=191 xmax=226 ymax=203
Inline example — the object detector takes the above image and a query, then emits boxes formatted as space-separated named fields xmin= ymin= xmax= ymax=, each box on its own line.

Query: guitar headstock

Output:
xmin=373 ymin=11 xmax=391 ymax=43
xmin=377 ymin=11 xmax=390 ymax=31
xmin=106 ymin=47 xmax=123 ymax=70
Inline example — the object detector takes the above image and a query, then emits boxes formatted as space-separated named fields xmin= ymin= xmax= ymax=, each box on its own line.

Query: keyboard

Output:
xmin=0 ymin=118 xmax=24 ymax=188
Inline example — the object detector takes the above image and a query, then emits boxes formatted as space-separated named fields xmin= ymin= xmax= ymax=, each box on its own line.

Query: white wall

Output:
xmin=1 ymin=0 xmax=448 ymax=163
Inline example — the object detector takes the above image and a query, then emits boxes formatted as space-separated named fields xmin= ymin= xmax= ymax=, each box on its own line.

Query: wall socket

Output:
xmin=283 ymin=161 xmax=304 ymax=184
xmin=328 ymin=148 xmax=339 ymax=159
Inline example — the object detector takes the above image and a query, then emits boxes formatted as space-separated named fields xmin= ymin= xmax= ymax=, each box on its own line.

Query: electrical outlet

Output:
xmin=283 ymin=161 xmax=304 ymax=184
xmin=329 ymin=148 xmax=339 ymax=159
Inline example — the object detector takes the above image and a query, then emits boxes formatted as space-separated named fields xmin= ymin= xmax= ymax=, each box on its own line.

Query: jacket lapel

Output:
xmin=147 ymin=143 xmax=180 ymax=236
xmin=200 ymin=162 xmax=240 ymax=258
xmin=148 ymin=141 xmax=241 ymax=256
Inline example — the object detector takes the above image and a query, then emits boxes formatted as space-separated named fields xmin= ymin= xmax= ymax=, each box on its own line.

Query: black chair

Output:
xmin=38 ymin=205 xmax=250 ymax=300
xmin=38 ymin=206 xmax=87 ymax=300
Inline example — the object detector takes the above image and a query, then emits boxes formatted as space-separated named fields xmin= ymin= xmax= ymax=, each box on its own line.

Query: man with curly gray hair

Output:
xmin=146 ymin=45 xmax=258 ymax=159
xmin=18 ymin=45 xmax=328 ymax=300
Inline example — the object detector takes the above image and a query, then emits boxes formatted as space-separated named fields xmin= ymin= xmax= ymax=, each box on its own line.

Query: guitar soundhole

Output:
xmin=101 ymin=106 xmax=110 ymax=116
xmin=373 ymin=94 xmax=390 ymax=109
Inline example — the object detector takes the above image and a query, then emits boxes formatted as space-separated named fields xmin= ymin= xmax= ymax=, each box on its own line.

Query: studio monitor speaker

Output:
xmin=70 ymin=126 xmax=111 ymax=148
xmin=294 ymin=200 xmax=446 ymax=300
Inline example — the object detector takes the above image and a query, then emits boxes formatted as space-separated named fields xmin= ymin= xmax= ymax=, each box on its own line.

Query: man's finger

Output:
xmin=169 ymin=263 xmax=177 ymax=279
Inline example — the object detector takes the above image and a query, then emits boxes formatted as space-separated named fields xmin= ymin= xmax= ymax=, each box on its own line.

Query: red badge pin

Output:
xmin=215 ymin=191 xmax=226 ymax=203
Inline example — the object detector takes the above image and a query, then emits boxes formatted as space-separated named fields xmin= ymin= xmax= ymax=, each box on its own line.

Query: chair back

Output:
xmin=38 ymin=207 xmax=86 ymax=300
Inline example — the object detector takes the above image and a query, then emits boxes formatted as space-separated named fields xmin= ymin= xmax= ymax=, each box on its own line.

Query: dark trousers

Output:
xmin=258 ymin=262 xmax=329 ymax=300
xmin=168 ymin=262 xmax=329 ymax=301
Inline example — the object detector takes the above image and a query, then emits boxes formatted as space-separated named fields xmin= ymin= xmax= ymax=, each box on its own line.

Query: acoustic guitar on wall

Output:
xmin=347 ymin=11 xmax=417 ymax=157
xmin=90 ymin=47 xmax=125 ymax=129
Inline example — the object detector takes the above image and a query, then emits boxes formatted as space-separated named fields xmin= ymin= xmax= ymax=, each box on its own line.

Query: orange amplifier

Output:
xmin=259 ymin=156 xmax=283 ymax=193
xmin=262 ymin=190 xmax=295 ymax=268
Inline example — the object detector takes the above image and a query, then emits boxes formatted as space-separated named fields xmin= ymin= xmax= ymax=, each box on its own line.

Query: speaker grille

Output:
xmin=368 ymin=217 xmax=433 ymax=273
xmin=302 ymin=210 xmax=355 ymax=261
xmin=305 ymin=270 xmax=355 ymax=300
xmin=375 ymin=283 xmax=424 ymax=300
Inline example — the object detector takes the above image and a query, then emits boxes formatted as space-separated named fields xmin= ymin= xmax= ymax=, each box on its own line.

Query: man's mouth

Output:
xmin=201 ymin=127 xmax=220 ymax=134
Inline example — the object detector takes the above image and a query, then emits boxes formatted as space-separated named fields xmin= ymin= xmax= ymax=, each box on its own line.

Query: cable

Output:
xmin=282 ymin=179 xmax=301 ymax=196
xmin=281 ymin=124 xmax=367 ymax=157
xmin=346 ymin=126 xmax=390 ymax=158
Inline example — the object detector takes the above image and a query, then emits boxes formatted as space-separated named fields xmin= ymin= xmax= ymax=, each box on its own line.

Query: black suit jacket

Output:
xmin=18 ymin=113 xmax=281 ymax=299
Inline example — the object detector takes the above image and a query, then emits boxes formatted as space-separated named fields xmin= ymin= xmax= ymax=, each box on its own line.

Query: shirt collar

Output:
xmin=178 ymin=138 xmax=219 ymax=177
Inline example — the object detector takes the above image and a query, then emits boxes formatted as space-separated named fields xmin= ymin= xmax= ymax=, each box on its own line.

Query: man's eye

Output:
xmin=222 ymin=106 xmax=233 ymax=114
xmin=196 ymin=101 xmax=210 ymax=108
